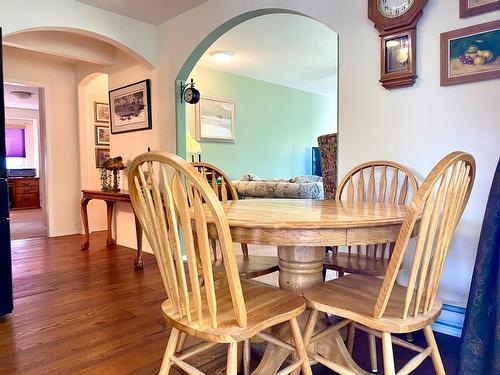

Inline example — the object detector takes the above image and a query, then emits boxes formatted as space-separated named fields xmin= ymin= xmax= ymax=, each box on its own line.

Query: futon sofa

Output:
xmin=233 ymin=174 xmax=324 ymax=199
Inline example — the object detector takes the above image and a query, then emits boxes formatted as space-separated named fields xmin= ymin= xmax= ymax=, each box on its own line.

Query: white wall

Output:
xmin=157 ymin=0 xmax=500 ymax=306
xmin=3 ymin=47 xmax=80 ymax=236
xmin=78 ymin=52 xmax=159 ymax=252
xmin=78 ymin=73 xmax=108 ymax=232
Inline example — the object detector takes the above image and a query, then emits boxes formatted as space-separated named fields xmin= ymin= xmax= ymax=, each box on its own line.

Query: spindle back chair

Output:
xmin=191 ymin=162 xmax=279 ymax=279
xmin=128 ymin=152 xmax=310 ymax=375
xmin=304 ymin=151 xmax=476 ymax=375
xmin=325 ymin=161 xmax=419 ymax=276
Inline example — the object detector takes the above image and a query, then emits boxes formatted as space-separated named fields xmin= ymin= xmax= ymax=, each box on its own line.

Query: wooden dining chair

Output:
xmin=323 ymin=160 xmax=418 ymax=372
xmin=191 ymin=162 xmax=279 ymax=279
xmin=303 ymin=151 xmax=475 ymax=375
xmin=128 ymin=152 xmax=311 ymax=375
xmin=324 ymin=160 xmax=418 ymax=277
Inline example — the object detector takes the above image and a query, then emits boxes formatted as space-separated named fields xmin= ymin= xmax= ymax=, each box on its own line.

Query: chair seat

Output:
xmin=214 ymin=255 xmax=279 ymax=279
xmin=323 ymin=251 xmax=389 ymax=276
xmin=162 ymin=279 xmax=306 ymax=343
xmin=303 ymin=274 xmax=442 ymax=334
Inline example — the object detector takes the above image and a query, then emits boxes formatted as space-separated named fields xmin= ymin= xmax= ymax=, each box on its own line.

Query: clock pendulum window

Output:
xmin=368 ymin=0 xmax=429 ymax=89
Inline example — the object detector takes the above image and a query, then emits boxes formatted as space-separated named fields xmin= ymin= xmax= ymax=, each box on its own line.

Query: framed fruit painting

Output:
xmin=441 ymin=20 xmax=500 ymax=86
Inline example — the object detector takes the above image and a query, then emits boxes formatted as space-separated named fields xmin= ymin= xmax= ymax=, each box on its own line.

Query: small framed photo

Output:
xmin=195 ymin=96 xmax=235 ymax=142
xmin=94 ymin=102 xmax=110 ymax=123
xmin=95 ymin=147 xmax=110 ymax=168
xmin=440 ymin=20 xmax=500 ymax=86
xmin=109 ymin=79 xmax=152 ymax=134
xmin=460 ymin=0 xmax=500 ymax=18
xmin=95 ymin=125 xmax=110 ymax=146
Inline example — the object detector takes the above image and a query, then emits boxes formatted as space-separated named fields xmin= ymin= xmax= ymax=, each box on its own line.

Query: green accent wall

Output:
xmin=186 ymin=65 xmax=336 ymax=180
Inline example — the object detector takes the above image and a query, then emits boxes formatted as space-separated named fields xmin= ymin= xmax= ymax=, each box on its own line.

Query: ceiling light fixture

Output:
xmin=9 ymin=91 xmax=34 ymax=100
xmin=210 ymin=50 xmax=234 ymax=63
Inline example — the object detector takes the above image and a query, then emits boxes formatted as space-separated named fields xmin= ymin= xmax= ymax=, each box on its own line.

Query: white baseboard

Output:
xmin=432 ymin=304 xmax=465 ymax=337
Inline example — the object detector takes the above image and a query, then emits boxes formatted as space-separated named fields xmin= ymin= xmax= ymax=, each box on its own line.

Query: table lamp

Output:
xmin=186 ymin=131 xmax=201 ymax=162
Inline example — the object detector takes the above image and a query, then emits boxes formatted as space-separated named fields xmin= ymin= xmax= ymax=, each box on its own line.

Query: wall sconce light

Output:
xmin=180 ymin=78 xmax=200 ymax=104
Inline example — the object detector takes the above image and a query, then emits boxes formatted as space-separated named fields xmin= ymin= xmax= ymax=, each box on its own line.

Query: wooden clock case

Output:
xmin=368 ymin=0 xmax=429 ymax=89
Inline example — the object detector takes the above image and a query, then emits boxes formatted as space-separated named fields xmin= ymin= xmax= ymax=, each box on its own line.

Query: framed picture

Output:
xmin=440 ymin=20 xmax=500 ymax=86
xmin=460 ymin=0 xmax=500 ymax=18
xmin=94 ymin=102 xmax=110 ymax=123
xmin=109 ymin=79 xmax=152 ymax=134
xmin=95 ymin=125 xmax=110 ymax=146
xmin=95 ymin=147 xmax=110 ymax=168
xmin=195 ymin=96 xmax=235 ymax=141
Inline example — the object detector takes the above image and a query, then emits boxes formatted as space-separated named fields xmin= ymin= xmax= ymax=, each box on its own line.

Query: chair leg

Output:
xmin=346 ymin=322 xmax=356 ymax=354
xmin=241 ymin=243 xmax=249 ymax=258
xmin=175 ymin=331 xmax=187 ymax=353
xmin=159 ymin=328 xmax=181 ymax=375
xmin=211 ymin=239 xmax=218 ymax=260
xmin=368 ymin=333 xmax=378 ymax=373
xmin=243 ymin=338 xmax=251 ymax=375
xmin=381 ymin=332 xmax=395 ymax=375
xmin=303 ymin=309 xmax=319 ymax=347
xmin=289 ymin=317 xmax=313 ymax=375
xmin=423 ymin=325 xmax=446 ymax=375
xmin=227 ymin=342 xmax=238 ymax=375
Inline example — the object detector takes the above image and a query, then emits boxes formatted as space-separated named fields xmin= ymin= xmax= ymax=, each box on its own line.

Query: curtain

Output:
xmin=459 ymin=157 xmax=500 ymax=375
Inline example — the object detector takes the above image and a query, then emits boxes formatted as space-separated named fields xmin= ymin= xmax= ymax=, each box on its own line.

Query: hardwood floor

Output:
xmin=9 ymin=208 xmax=47 ymax=240
xmin=0 ymin=232 xmax=460 ymax=374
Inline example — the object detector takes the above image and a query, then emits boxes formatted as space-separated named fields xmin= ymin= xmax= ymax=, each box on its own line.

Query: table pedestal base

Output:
xmin=251 ymin=246 xmax=369 ymax=375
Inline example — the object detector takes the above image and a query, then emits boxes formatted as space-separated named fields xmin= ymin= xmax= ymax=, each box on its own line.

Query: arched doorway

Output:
xmin=175 ymin=9 xmax=338 ymax=181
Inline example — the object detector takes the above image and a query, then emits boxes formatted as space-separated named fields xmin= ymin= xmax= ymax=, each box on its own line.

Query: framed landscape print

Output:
xmin=440 ymin=20 xmax=500 ymax=86
xmin=195 ymin=96 xmax=235 ymax=141
xmin=95 ymin=147 xmax=110 ymax=168
xmin=94 ymin=102 xmax=109 ymax=123
xmin=94 ymin=125 xmax=110 ymax=146
xmin=109 ymin=79 xmax=152 ymax=134
xmin=460 ymin=0 xmax=500 ymax=18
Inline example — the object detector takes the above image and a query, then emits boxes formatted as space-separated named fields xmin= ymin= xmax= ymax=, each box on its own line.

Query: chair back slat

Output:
xmin=160 ymin=167 xmax=192 ymax=322
xmin=374 ymin=152 xmax=475 ymax=320
xmin=192 ymin=188 xmax=218 ymax=328
xmin=336 ymin=161 xmax=418 ymax=259
xmin=378 ymin=166 xmax=387 ymax=202
xmin=347 ymin=176 xmax=354 ymax=202
xmin=129 ymin=152 xmax=247 ymax=329
xmin=389 ymin=168 xmax=399 ymax=203
xmin=357 ymin=169 xmax=365 ymax=202
xmin=172 ymin=172 xmax=203 ymax=324
xmin=367 ymin=167 xmax=375 ymax=203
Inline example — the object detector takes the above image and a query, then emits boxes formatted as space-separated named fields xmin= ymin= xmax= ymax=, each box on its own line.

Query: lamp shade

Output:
xmin=186 ymin=131 xmax=201 ymax=154
xmin=5 ymin=128 xmax=26 ymax=158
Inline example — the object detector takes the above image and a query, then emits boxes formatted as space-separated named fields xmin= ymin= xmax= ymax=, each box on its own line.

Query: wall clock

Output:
xmin=368 ymin=0 xmax=429 ymax=89
xmin=180 ymin=78 xmax=200 ymax=104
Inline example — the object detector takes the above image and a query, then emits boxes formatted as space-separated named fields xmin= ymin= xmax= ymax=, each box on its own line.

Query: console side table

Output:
xmin=80 ymin=190 xmax=143 ymax=270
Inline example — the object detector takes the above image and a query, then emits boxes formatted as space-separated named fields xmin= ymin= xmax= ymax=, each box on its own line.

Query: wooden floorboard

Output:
xmin=0 ymin=232 xmax=460 ymax=374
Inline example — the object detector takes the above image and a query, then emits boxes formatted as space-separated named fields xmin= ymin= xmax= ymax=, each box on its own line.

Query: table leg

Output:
xmin=133 ymin=214 xmax=144 ymax=270
xmin=105 ymin=200 xmax=115 ymax=246
xmin=80 ymin=197 xmax=91 ymax=250
xmin=252 ymin=246 xmax=369 ymax=375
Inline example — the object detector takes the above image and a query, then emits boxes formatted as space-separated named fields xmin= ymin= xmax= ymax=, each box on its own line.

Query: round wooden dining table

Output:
xmin=207 ymin=198 xmax=409 ymax=375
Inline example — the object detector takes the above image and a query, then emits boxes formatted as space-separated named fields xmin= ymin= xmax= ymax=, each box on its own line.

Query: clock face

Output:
xmin=377 ymin=0 xmax=414 ymax=18
xmin=184 ymin=88 xmax=193 ymax=102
